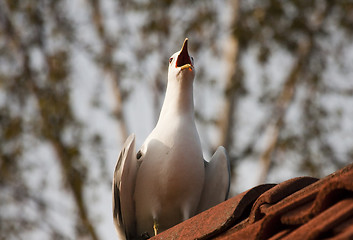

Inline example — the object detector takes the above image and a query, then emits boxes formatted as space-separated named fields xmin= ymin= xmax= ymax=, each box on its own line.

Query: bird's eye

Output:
xmin=169 ymin=57 xmax=173 ymax=63
xmin=191 ymin=56 xmax=194 ymax=62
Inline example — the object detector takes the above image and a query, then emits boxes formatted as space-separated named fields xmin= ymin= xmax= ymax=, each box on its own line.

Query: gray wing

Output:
xmin=112 ymin=134 xmax=138 ymax=239
xmin=197 ymin=146 xmax=231 ymax=213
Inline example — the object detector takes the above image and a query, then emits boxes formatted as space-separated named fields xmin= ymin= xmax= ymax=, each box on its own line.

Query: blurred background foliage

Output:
xmin=0 ymin=0 xmax=353 ymax=239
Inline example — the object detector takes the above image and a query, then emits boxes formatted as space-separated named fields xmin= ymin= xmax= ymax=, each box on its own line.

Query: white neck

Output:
xmin=158 ymin=79 xmax=195 ymax=122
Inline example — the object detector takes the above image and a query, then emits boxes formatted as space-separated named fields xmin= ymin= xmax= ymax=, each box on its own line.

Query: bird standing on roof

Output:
xmin=112 ymin=38 xmax=231 ymax=239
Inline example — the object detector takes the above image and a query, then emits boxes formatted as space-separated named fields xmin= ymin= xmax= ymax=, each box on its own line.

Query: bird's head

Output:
xmin=168 ymin=38 xmax=195 ymax=83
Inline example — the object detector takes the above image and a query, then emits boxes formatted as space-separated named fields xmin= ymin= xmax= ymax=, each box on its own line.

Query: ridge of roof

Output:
xmin=152 ymin=162 xmax=353 ymax=240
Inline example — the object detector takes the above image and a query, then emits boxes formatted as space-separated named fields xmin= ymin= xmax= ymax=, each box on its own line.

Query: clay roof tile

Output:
xmin=151 ymin=163 xmax=353 ymax=240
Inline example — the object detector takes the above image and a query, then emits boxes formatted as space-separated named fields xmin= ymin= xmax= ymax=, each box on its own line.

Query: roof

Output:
xmin=152 ymin=163 xmax=353 ymax=240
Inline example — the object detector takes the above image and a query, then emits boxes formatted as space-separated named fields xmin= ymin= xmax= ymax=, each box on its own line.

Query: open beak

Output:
xmin=176 ymin=38 xmax=193 ymax=70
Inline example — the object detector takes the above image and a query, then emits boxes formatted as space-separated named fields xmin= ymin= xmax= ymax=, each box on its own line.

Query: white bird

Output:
xmin=112 ymin=38 xmax=230 ymax=239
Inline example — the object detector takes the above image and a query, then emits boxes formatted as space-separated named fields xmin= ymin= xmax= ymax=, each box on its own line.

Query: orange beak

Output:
xmin=176 ymin=38 xmax=192 ymax=70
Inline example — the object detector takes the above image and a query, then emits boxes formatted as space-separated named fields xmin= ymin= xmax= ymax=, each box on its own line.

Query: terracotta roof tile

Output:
xmin=153 ymin=184 xmax=275 ymax=240
xmin=282 ymin=199 xmax=353 ymax=240
xmin=151 ymin=163 xmax=353 ymax=240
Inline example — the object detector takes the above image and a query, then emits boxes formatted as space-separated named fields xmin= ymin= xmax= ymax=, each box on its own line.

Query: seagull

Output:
xmin=112 ymin=38 xmax=231 ymax=239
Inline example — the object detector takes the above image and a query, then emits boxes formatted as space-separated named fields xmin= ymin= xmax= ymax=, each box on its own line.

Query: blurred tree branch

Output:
xmin=218 ymin=0 xmax=246 ymax=185
xmin=258 ymin=39 xmax=311 ymax=183
xmin=219 ymin=0 xmax=240 ymax=152
xmin=255 ymin=1 xmax=341 ymax=182
xmin=0 ymin=2 xmax=100 ymax=239
xmin=88 ymin=0 xmax=129 ymax=142
xmin=222 ymin=0 xmax=353 ymax=186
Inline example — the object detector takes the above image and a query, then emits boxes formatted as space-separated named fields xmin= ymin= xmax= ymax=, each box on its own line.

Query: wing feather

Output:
xmin=197 ymin=146 xmax=231 ymax=213
xmin=112 ymin=134 xmax=138 ymax=239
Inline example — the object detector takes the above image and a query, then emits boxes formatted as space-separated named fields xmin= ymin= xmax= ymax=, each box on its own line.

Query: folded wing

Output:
xmin=112 ymin=134 xmax=138 ymax=239
xmin=197 ymin=146 xmax=231 ymax=213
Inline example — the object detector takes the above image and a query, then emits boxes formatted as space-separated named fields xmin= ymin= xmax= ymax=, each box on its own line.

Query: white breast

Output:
xmin=134 ymin=116 xmax=204 ymax=236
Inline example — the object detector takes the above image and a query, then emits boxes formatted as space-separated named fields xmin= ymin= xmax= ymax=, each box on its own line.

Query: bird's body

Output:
xmin=113 ymin=39 xmax=230 ymax=239
xmin=134 ymin=106 xmax=204 ymax=235
xmin=135 ymin=40 xmax=204 ymax=235
xmin=134 ymin=125 xmax=204 ymax=235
